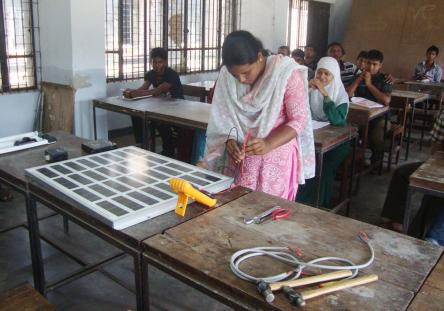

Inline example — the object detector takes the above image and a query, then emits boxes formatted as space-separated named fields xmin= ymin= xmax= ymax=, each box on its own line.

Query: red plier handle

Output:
xmin=271 ymin=208 xmax=290 ymax=220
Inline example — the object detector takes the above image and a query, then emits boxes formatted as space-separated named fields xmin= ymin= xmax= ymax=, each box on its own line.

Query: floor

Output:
xmin=0 ymin=129 xmax=433 ymax=310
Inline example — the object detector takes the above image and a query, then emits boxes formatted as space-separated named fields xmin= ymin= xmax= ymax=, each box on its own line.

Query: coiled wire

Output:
xmin=230 ymin=232 xmax=374 ymax=283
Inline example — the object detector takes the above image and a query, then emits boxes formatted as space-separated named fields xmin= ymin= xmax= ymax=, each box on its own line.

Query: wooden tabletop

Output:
xmin=140 ymin=97 xmax=211 ymax=130
xmin=348 ymin=104 xmax=390 ymax=123
xmin=404 ymin=80 xmax=444 ymax=89
xmin=0 ymin=131 xmax=87 ymax=192
xmin=0 ymin=283 xmax=56 ymax=311
xmin=407 ymin=254 xmax=444 ymax=310
xmin=314 ymin=124 xmax=358 ymax=153
xmin=391 ymin=90 xmax=431 ymax=104
xmin=410 ymin=151 xmax=444 ymax=193
xmin=93 ymin=96 xmax=149 ymax=116
xmin=185 ymin=80 xmax=216 ymax=91
xmin=143 ymin=191 xmax=442 ymax=311
xmin=28 ymin=175 xmax=250 ymax=249
xmin=94 ymin=96 xmax=211 ymax=130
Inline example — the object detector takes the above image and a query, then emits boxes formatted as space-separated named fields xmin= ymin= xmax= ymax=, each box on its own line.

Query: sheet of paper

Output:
xmin=351 ymin=97 xmax=383 ymax=109
xmin=311 ymin=120 xmax=330 ymax=130
xmin=121 ymin=94 xmax=153 ymax=101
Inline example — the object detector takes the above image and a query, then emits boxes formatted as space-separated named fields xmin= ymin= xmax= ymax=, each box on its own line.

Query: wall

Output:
xmin=343 ymin=0 xmax=444 ymax=79
xmin=328 ymin=0 xmax=352 ymax=45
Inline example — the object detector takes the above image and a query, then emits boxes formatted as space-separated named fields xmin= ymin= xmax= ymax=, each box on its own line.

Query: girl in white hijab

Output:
xmin=297 ymin=56 xmax=351 ymax=208
xmin=309 ymin=56 xmax=349 ymax=124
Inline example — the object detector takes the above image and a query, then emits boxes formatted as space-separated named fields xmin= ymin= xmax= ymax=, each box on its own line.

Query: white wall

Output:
xmin=0 ymin=92 xmax=39 ymax=137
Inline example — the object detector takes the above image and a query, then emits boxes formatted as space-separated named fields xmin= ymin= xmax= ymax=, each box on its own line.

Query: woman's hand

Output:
xmin=245 ymin=137 xmax=271 ymax=156
xmin=309 ymin=79 xmax=328 ymax=97
xmin=226 ymin=139 xmax=245 ymax=163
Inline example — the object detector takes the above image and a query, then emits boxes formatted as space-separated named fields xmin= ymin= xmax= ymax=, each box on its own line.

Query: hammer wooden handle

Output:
xmin=302 ymin=274 xmax=378 ymax=300
xmin=270 ymin=270 xmax=353 ymax=291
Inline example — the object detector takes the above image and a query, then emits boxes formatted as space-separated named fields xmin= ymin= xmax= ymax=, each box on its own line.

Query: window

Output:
xmin=287 ymin=0 xmax=308 ymax=51
xmin=105 ymin=0 xmax=238 ymax=82
xmin=0 ymin=0 xmax=38 ymax=92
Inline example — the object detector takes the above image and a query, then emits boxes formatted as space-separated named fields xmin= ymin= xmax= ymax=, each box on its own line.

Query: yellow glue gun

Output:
xmin=169 ymin=178 xmax=217 ymax=217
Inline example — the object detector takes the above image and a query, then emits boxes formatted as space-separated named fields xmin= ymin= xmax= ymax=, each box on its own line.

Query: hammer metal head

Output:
xmin=257 ymin=280 xmax=275 ymax=303
xmin=282 ymin=286 xmax=305 ymax=307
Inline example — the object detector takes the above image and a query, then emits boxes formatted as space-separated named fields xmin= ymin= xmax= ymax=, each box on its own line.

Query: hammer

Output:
xmin=257 ymin=270 xmax=353 ymax=303
xmin=283 ymin=274 xmax=378 ymax=307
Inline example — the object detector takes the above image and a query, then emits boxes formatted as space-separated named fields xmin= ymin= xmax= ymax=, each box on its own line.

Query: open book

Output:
xmin=351 ymin=97 xmax=384 ymax=109
xmin=121 ymin=94 xmax=153 ymax=101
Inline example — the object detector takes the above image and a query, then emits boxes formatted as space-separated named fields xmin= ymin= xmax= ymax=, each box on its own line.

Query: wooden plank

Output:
xmin=410 ymin=151 xmax=444 ymax=192
xmin=391 ymin=90 xmax=431 ymax=104
xmin=348 ymin=104 xmax=389 ymax=123
xmin=407 ymin=284 xmax=444 ymax=311
xmin=0 ymin=284 xmax=56 ymax=311
xmin=41 ymin=82 xmax=75 ymax=133
xmin=423 ymin=254 xmax=444 ymax=291
xmin=314 ymin=124 xmax=358 ymax=153
xmin=144 ymin=191 xmax=442 ymax=310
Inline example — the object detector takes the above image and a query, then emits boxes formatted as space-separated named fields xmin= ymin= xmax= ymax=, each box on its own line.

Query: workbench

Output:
xmin=143 ymin=191 xmax=442 ymax=310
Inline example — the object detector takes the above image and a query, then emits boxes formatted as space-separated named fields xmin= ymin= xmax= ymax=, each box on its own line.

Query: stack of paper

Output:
xmin=351 ymin=97 xmax=384 ymax=109
xmin=312 ymin=120 xmax=330 ymax=130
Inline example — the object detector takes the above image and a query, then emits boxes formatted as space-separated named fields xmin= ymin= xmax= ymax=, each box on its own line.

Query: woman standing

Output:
xmin=297 ymin=56 xmax=350 ymax=208
xmin=201 ymin=31 xmax=315 ymax=200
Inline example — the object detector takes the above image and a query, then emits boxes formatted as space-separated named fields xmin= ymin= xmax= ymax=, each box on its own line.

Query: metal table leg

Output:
xmin=134 ymin=253 xmax=150 ymax=311
xmin=419 ymin=98 xmax=428 ymax=151
xmin=315 ymin=151 xmax=324 ymax=208
xmin=379 ymin=113 xmax=389 ymax=175
xmin=405 ymin=100 xmax=415 ymax=161
xmin=93 ymin=104 xmax=98 ymax=140
xmin=347 ymin=136 xmax=357 ymax=216
xmin=25 ymin=192 xmax=46 ymax=294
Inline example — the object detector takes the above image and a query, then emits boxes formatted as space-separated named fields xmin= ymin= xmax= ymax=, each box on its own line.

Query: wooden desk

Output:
xmin=0 ymin=283 xmax=55 ymax=311
xmin=183 ymin=80 xmax=215 ymax=102
xmin=404 ymin=151 xmax=444 ymax=233
xmin=347 ymin=104 xmax=390 ymax=174
xmin=313 ymin=124 xmax=359 ymax=211
xmin=407 ymin=254 xmax=444 ymax=310
xmin=404 ymin=80 xmax=444 ymax=101
xmin=143 ymin=191 xmax=442 ymax=311
xmin=391 ymin=90 xmax=432 ymax=159
xmin=25 ymin=161 xmax=250 ymax=311
xmin=93 ymin=96 xmax=211 ymax=150
xmin=93 ymin=96 xmax=151 ymax=149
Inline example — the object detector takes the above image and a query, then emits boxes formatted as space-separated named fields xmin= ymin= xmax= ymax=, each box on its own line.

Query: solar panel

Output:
xmin=26 ymin=146 xmax=233 ymax=229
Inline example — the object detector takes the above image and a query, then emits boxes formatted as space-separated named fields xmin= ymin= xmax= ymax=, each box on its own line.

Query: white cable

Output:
xmin=230 ymin=232 xmax=374 ymax=284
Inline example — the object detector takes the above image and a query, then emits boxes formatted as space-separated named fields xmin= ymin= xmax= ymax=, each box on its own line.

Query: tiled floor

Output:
xmin=0 ymin=130 xmax=433 ymax=310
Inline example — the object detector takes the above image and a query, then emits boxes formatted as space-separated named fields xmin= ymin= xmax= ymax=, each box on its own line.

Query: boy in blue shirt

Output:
xmin=414 ymin=45 xmax=442 ymax=83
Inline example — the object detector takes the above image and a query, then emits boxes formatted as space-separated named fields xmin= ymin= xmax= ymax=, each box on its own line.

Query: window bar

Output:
xmin=143 ymin=0 xmax=147 ymax=73
xmin=200 ymin=0 xmax=206 ymax=71
xmin=216 ymin=0 xmax=222 ymax=66
xmin=287 ymin=0 xmax=292 ymax=47
xmin=0 ymin=0 xmax=10 ymax=91
xmin=183 ymin=0 xmax=188 ymax=71
xmin=118 ymin=0 xmax=124 ymax=80
xmin=162 ymin=0 xmax=168 ymax=51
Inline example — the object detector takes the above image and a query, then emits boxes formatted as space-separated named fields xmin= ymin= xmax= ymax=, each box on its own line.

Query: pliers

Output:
xmin=243 ymin=206 xmax=291 ymax=225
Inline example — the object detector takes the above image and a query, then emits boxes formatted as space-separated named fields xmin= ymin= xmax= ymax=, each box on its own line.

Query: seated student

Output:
xmin=414 ymin=45 xmax=442 ymax=83
xmin=291 ymin=49 xmax=314 ymax=79
xmin=353 ymin=50 xmax=368 ymax=78
xmin=277 ymin=45 xmax=291 ymax=57
xmin=327 ymin=42 xmax=356 ymax=87
xmin=123 ymin=47 xmax=184 ymax=158
xmin=297 ymin=57 xmax=350 ymax=208
xmin=347 ymin=49 xmax=392 ymax=164
xmin=380 ymin=109 xmax=444 ymax=245
xmin=304 ymin=44 xmax=318 ymax=71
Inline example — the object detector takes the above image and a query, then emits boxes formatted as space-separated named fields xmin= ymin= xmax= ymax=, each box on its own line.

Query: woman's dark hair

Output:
xmin=150 ymin=47 xmax=168 ymax=61
xmin=427 ymin=45 xmax=439 ymax=55
xmin=222 ymin=31 xmax=264 ymax=66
